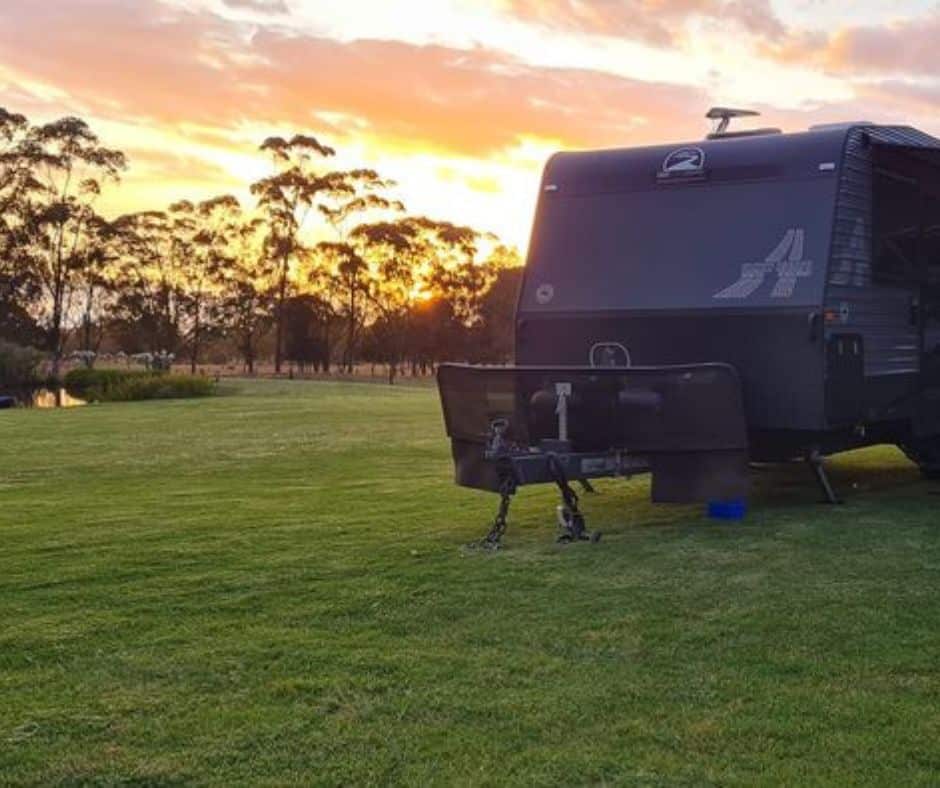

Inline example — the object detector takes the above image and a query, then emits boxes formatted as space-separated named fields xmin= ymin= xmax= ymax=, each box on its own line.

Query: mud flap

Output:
xmin=437 ymin=363 xmax=749 ymax=503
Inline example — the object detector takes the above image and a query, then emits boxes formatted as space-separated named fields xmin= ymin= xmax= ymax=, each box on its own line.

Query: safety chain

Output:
xmin=468 ymin=422 xmax=600 ymax=549
xmin=547 ymin=454 xmax=599 ymax=543
xmin=474 ymin=460 xmax=517 ymax=550
xmin=468 ymin=420 xmax=518 ymax=551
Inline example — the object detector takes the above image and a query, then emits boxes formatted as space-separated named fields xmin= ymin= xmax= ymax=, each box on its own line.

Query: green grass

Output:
xmin=1 ymin=379 xmax=939 ymax=785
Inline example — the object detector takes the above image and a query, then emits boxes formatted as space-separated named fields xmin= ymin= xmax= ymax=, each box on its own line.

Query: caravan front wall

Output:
xmin=517 ymin=130 xmax=847 ymax=432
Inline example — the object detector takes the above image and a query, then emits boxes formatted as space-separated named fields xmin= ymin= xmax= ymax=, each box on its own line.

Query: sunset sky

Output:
xmin=1 ymin=0 xmax=938 ymax=250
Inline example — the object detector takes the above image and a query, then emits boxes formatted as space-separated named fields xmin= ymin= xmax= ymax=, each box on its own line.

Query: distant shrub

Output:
xmin=0 ymin=341 xmax=43 ymax=389
xmin=105 ymin=374 xmax=216 ymax=402
xmin=64 ymin=368 xmax=215 ymax=402
xmin=64 ymin=368 xmax=149 ymax=399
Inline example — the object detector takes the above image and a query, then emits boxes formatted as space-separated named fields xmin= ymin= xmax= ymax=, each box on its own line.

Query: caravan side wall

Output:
xmin=825 ymin=126 xmax=940 ymax=426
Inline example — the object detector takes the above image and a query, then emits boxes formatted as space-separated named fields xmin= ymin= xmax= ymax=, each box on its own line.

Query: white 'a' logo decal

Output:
xmin=713 ymin=228 xmax=813 ymax=300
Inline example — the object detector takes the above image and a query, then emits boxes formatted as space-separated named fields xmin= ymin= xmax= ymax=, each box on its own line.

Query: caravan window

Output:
xmin=873 ymin=166 xmax=921 ymax=284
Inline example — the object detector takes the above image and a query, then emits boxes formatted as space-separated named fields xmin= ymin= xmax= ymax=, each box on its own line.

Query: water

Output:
xmin=0 ymin=388 xmax=86 ymax=409
xmin=30 ymin=388 xmax=86 ymax=408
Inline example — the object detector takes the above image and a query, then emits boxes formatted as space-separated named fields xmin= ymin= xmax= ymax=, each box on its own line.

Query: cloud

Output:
xmin=221 ymin=0 xmax=289 ymax=14
xmin=498 ymin=0 xmax=784 ymax=46
xmin=0 ymin=0 xmax=709 ymax=157
xmin=4 ymin=0 xmax=933 ymax=178
xmin=126 ymin=147 xmax=241 ymax=185
xmin=765 ymin=10 xmax=940 ymax=77
xmin=251 ymin=33 xmax=710 ymax=154
xmin=756 ymin=7 xmax=940 ymax=137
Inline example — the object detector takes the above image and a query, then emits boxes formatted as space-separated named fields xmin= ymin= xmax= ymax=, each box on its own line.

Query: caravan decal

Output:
xmin=662 ymin=147 xmax=705 ymax=175
xmin=713 ymin=228 xmax=813 ymax=300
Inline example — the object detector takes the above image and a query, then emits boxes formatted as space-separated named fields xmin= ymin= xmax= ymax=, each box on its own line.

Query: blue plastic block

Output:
xmin=707 ymin=499 xmax=747 ymax=520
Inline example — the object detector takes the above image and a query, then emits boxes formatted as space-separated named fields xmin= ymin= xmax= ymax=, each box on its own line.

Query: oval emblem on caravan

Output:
xmin=535 ymin=283 xmax=554 ymax=304
xmin=662 ymin=146 xmax=705 ymax=174
xmin=590 ymin=342 xmax=631 ymax=368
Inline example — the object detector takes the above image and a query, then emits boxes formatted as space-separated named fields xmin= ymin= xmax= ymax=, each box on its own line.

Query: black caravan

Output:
xmin=437 ymin=110 xmax=940 ymax=546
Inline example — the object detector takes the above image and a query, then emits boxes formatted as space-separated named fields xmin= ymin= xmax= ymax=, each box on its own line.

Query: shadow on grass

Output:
xmin=514 ymin=444 xmax=937 ymax=544
xmin=749 ymin=445 xmax=928 ymax=506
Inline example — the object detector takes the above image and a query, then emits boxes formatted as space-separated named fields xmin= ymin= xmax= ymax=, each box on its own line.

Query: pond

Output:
xmin=30 ymin=388 xmax=87 ymax=408
xmin=0 ymin=388 xmax=86 ymax=409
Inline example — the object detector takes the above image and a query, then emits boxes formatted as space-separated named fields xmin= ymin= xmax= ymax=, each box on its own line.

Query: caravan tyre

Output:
xmin=898 ymin=439 xmax=940 ymax=480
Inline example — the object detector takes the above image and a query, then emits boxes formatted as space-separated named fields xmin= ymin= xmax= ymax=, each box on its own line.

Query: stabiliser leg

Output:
xmin=807 ymin=449 xmax=843 ymax=505
xmin=548 ymin=455 xmax=601 ymax=544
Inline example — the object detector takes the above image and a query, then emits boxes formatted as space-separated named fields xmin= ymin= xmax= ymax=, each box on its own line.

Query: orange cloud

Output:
xmin=250 ymin=34 xmax=710 ymax=154
xmin=0 ymin=0 xmax=709 ymax=157
xmin=765 ymin=10 xmax=940 ymax=77
xmin=498 ymin=0 xmax=784 ymax=45
xmin=221 ymin=0 xmax=289 ymax=13
xmin=125 ymin=147 xmax=242 ymax=186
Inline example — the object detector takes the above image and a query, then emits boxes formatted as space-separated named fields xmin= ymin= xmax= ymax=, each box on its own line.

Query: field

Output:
xmin=2 ymin=379 xmax=939 ymax=785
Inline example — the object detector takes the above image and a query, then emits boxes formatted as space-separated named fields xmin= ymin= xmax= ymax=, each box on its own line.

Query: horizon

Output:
xmin=2 ymin=0 xmax=938 ymax=251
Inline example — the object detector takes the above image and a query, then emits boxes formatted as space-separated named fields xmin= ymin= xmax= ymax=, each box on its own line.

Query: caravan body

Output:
xmin=437 ymin=119 xmax=940 ymax=528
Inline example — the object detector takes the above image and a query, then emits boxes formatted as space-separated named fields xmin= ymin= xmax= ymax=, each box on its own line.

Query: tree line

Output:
xmin=0 ymin=107 xmax=522 ymax=383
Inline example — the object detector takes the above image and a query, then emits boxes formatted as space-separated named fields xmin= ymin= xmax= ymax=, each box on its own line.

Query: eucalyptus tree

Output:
xmin=420 ymin=218 xmax=492 ymax=326
xmin=178 ymin=195 xmax=241 ymax=373
xmin=20 ymin=116 xmax=125 ymax=375
xmin=313 ymin=240 xmax=368 ymax=373
xmin=283 ymin=293 xmax=334 ymax=373
xmin=317 ymin=169 xmax=403 ymax=372
xmin=250 ymin=134 xmax=343 ymax=373
xmin=0 ymin=108 xmax=40 ymax=343
xmin=476 ymin=247 xmax=523 ymax=363
xmin=250 ymin=131 xmax=411 ymax=373
xmin=74 ymin=213 xmax=122 ymax=359
xmin=0 ymin=108 xmax=30 ymax=233
xmin=349 ymin=216 xmax=510 ymax=376
xmin=217 ymin=215 xmax=275 ymax=374
xmin=348 ymin=217 xmax=428 ymax=383
xmin=0 ymin=107 xmax=30 ymax=253
xmin=110 ymin=209 xmax=184 ymax=355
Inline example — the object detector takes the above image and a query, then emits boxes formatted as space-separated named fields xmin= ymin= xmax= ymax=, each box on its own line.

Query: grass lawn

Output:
xmin=2 ymin=378 xmax=939 ymax=785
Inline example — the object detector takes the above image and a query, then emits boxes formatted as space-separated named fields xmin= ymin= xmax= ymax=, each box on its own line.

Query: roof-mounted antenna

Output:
xmin=706 ymin=107 xmax=781 ymax=140
xmin=707 ymin=107 xmax=759 ymax=135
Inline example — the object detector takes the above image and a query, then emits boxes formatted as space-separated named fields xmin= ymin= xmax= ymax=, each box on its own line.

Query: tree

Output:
xmin=421 ymin=218 xmax=490 ymax=323
xmin=19 ymin=116 xmax=126 ymax=376
xmin=74 ymin=214 xmax=121 ymax=360
xmin=477 ymin=260 xmax=523 ymax=363
xmin=217 ymin=215 xmax=274 ymax=374
xmin=314 ymin=241 xmax=368 ymax=373
xmin=349 ymin=218 xmax=429 ymax=384
xmin=251 ymin=133 xmax=410 ymax=374
xmin=111 ymin=210 xmax=183 ymax=356
xmin=178 ymin=195 xmax=241 ymax=373
xmin=317 ymin=169 xmax=403 ymax=235
xmin=317 ymin=169 xmax=403 ymax=372
xmin=283 ymin=294 xmax=332 ymax=373
xmin=0 ymin=108 xmax=42 ymax=345
xmin=251 ymin=134 xmax=340 ymax=374
xmin=0 ymin=102 xmax=520 ymax=376
xmin=407 ymin=296 xmax=460 ymax=373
